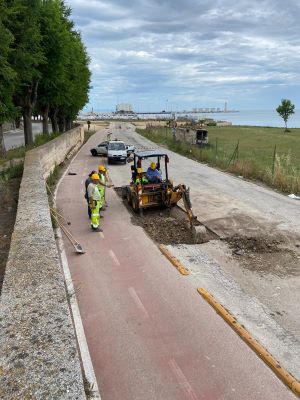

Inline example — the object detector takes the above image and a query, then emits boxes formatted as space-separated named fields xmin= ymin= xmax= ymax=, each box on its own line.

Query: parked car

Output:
xmin=126 ymin=144 xmax=135 ymax=155
xmin=107 ymin=140 xmax=127 ymax=164
xmin=90 ymin=141 xmax=108 ymax=156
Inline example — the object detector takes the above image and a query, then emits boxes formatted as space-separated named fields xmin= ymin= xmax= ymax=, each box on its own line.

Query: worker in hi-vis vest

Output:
xmin=98 ymin=165 xmax=112 ymax=209
xmin=87 ymin=173 xmax=103 ymax=232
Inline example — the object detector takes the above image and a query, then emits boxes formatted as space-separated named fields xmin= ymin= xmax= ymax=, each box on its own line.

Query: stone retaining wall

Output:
xmin=0 ymin=126 xmax=86 ymax=399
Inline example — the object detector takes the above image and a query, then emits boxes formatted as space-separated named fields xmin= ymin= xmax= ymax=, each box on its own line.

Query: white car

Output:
xmin=126 ymin=144 xmax=135 ymax=155
xmin=107 ymin=141 xmax=127 ymax=164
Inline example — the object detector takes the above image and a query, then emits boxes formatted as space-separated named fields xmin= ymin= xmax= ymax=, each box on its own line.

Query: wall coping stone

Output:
xmin=0 ymin=126 xmax=86 ymax=399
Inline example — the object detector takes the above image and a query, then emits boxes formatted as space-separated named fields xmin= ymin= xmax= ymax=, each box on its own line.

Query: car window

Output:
xmin=108 ymin=143 xmax=125 ymax=150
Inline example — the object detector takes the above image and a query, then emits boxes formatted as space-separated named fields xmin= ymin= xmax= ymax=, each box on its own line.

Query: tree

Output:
xmin=38 ymin=0 xmax=90 ymax=133
xmin=0 ymin=1 xmax=16 ymax=157
xmin=276 ymin=99 xmax=295 ymax=132
xmin=6 ymin=0 xmax=45 ymax=145
xmin=36 ymin=0 xmax=69 ymax=134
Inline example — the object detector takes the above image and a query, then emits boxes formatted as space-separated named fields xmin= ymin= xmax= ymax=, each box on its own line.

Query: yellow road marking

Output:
xmin=197 ymin=288 xmax=300 ymax=397
xmin=159 ymin=245 xmax=189 ymax=275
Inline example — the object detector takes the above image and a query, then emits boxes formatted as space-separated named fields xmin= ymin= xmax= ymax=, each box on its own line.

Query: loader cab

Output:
xmin=131 ymin=150 xmax=170 ymax=184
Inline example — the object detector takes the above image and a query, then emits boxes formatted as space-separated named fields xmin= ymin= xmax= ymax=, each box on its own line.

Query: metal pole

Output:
xmin=272 ymin=144 xmax=277 ymax=176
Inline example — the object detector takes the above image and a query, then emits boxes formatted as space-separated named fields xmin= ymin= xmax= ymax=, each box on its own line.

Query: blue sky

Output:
xmin=68 ymin=0 xmax=300 ymax=112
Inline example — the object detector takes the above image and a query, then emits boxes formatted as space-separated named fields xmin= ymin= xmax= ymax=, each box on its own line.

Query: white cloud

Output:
xmin=67 ymin=0 xmax=300 ymax=110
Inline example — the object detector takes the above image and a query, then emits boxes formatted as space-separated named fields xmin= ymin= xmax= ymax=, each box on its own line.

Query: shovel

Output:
xmin=51 ymin=211 xmax=85 ymax=254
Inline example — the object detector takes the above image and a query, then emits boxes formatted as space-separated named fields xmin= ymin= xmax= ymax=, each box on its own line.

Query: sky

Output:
xmin=67 ymin=0 xmax=300 ymax=112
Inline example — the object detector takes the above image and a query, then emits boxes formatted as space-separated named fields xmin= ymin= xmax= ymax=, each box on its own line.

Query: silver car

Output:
xmin=90 ymin=141 xmax=108 ymax=157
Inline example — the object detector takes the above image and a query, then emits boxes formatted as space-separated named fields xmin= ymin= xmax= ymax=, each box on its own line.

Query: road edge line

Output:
xmin=197 ymin=288 xmax=300 ymax=397
xmin=159 ymin=245 xmax=189 ymax=275
xmin=53 ymin=147 xmax=102 ymax=399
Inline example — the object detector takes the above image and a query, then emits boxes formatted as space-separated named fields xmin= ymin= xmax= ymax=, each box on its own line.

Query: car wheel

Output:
xmin=91 ymin=149 xmax=97 ymax=156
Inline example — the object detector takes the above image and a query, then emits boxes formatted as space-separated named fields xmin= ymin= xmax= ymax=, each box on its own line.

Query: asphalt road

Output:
xmin=3 ymin=122 xmax=52 ymax=150
xmin=103 ymin=123 xmax=300 ymax=380
xmin=56 ymin=125 xmax=296 ymax=399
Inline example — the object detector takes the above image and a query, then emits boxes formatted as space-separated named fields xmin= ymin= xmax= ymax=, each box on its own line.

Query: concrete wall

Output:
xmin=0 ymin=126 xmax=86 ymax=399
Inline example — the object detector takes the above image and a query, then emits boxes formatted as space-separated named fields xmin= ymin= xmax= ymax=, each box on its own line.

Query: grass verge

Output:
xmin=136 ymin=126 xmax=300 ymax=195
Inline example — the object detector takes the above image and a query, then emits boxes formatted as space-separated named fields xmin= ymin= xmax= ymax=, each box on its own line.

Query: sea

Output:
xmin=180 ymin=110 xmax=300 ymax=128
xmin=86 ymin=109 xmax=300 ymax=128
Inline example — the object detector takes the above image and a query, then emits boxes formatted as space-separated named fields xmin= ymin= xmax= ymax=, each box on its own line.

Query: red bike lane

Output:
xmin=56 ymin=133 xmax=296 ymax=400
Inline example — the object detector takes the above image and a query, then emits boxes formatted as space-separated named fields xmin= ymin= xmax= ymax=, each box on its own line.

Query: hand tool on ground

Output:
xmin=50 ymin=210 xmax=85 ymax=254
xmin=50 ymin=207 xmax=71 ymax=225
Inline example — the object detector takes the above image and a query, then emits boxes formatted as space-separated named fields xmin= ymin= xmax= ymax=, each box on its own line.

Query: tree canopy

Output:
xmin=0 ymin=0 xmax=91 ymax=151
xmin=0 ymin=1 xmax=16 ymax=156
xmin=276 ymin=99 xmax=295 ymax=132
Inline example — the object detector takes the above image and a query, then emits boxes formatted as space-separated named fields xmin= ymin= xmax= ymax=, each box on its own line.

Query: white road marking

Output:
xmin=168 ymin=358 xmax=199 ymax=400
xmin=128 ymin=287 xmax=149 ymax=319
xmin=109 ymin=249 xmax=120 ymax=266
xmin=81 ymin=179 xmax=84 ymax=185
xmin=55 ymin=228 xmax=101 ymax=399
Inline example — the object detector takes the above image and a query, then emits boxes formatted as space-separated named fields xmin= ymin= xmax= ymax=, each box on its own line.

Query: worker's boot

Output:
xmin=91 ymin=226 xmax=103 ymax=232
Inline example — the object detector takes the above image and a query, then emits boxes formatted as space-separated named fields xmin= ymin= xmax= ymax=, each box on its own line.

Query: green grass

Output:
xmin=136 ymin=125 xmax=300 ymax=195
xmin=0 ymin=163 xmax=23 ymax=181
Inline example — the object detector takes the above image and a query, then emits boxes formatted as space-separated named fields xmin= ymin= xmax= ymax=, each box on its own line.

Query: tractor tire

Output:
xmin=91 ymin=149 xmax=97 ymax=156
xmin=132 ymin=194 xmax=139 ymax=213
xmin=126 ymin=188 xmax=132 ymax=205
xmin=121 ymin=186 xmax=128 ymax=199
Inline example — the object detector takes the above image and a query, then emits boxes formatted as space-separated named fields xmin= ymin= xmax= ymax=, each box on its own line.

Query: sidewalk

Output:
xmin=56 ymin=130 xmax=296 ymax=400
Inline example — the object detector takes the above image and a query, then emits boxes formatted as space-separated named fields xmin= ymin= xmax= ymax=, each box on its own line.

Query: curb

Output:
xmin=159 ymin=245 xmax=189 ymax=275
xmin=197 ymin=288 xmax=300 ymax=397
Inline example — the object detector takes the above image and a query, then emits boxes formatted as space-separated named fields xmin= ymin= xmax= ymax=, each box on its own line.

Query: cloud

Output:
xmin=67 ymin=0 xmax=300 ymax=110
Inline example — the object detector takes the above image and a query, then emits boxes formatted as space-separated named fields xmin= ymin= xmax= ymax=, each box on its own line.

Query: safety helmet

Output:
xmin=98 ymin=165 xmax=106 ymax=172
xmin=91 ymin=173 xmax=100 ymax=180
xmin=137 ymin=168 xmax=143 ymax=174
xmin=150 ymin=162 xmax=156 ymax=170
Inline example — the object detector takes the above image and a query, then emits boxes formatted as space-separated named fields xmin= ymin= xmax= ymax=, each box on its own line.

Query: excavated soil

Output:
xmin=0 ymin=178 xmax=21 ymax=294
xmin=115 ymin=188 xmax=195 ymax=244
xmin=226 ymin=235 xmax=282 ymax=253
xmin=131 ymin=210 xmax=195 ymax=245
xmin=115 ymin=188 xmax=300 ymax=275
xmin=225 ymin=235 xmax=300 ymax=277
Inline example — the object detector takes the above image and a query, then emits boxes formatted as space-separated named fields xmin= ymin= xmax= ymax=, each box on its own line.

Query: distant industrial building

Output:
xmin=116 ymin=103 xmax=133 ymax=113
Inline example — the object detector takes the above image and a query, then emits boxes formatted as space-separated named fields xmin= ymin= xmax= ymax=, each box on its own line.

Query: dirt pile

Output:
xmin=225 ymin=235 xmax=300 ymax=277
xmin=133 ymin=212 xmax=195 ymax=245
xmin=226 ymin=235 xmax=281 ymax=254
xmin=115 ymin=187 xmax=196 ymax=244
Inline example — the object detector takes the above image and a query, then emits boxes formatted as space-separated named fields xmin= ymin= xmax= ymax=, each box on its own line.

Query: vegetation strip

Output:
xmin=159 ymin=245 xmax=189 ymax=275
xmin=136 ymin=125 xmax=300 ymax=195
xmin=197 ymin=288 xmax=300 ymax=397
